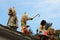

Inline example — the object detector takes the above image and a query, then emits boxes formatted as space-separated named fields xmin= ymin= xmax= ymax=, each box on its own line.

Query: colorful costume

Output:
xmin=21 ymin=12 xmax=33 ymax=33
xmin=39 ymin=20 xmax=47 ymax=35
xmin=7 ymin=7 xmax=18 ymax=30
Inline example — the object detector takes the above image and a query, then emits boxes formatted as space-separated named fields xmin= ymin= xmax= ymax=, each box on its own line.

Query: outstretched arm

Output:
xmin=27 ymin=18 xmax=33 ymax=20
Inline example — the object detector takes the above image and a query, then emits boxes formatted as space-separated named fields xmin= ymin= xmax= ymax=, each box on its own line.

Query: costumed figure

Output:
xmin=48 ymin=27 xmax=57 ymax=40
xmin=21 ymin=12 xmax=33 ymax=35
xmin=39 ymin=20 xmax=49 ymax=40
xmin=7 ymin=7 xmax=18 ymax=30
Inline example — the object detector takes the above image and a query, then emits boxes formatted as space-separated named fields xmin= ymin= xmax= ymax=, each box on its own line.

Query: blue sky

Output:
xmin=0 ymin=0 xmax=60 ymax=34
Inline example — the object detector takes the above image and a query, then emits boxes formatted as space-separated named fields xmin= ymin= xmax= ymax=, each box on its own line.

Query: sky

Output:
xmin=0 ymin=0 xmax=60 ymax=34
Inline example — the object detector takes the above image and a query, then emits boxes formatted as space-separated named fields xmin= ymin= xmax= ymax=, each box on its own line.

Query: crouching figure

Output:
xmin=48 ymin=27 xmax=57 ymax=40
xmin=7 ymin=7 xmax=18 ymax=30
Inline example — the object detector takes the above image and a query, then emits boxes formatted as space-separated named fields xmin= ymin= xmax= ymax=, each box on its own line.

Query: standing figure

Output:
xmin=39 ymin=20 xmax=49 ymax=40
xmin=7 ymin=7 xmax=18 ymax=30
xmin=21 ymin=12 xmax=33 ymax=35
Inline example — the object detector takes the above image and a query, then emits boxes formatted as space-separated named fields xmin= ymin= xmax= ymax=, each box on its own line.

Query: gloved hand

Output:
xmin=26 ymin=25 xmax=30 ymax=28
xmin=40 ymin=31 xmax=42 ymax=33
xmin=31 ymin=18 xmax=33 ymax=20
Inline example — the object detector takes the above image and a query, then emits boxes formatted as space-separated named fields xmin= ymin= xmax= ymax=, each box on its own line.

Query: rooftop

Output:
xmin=0 ymin=24 xmax=37 ymax=40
